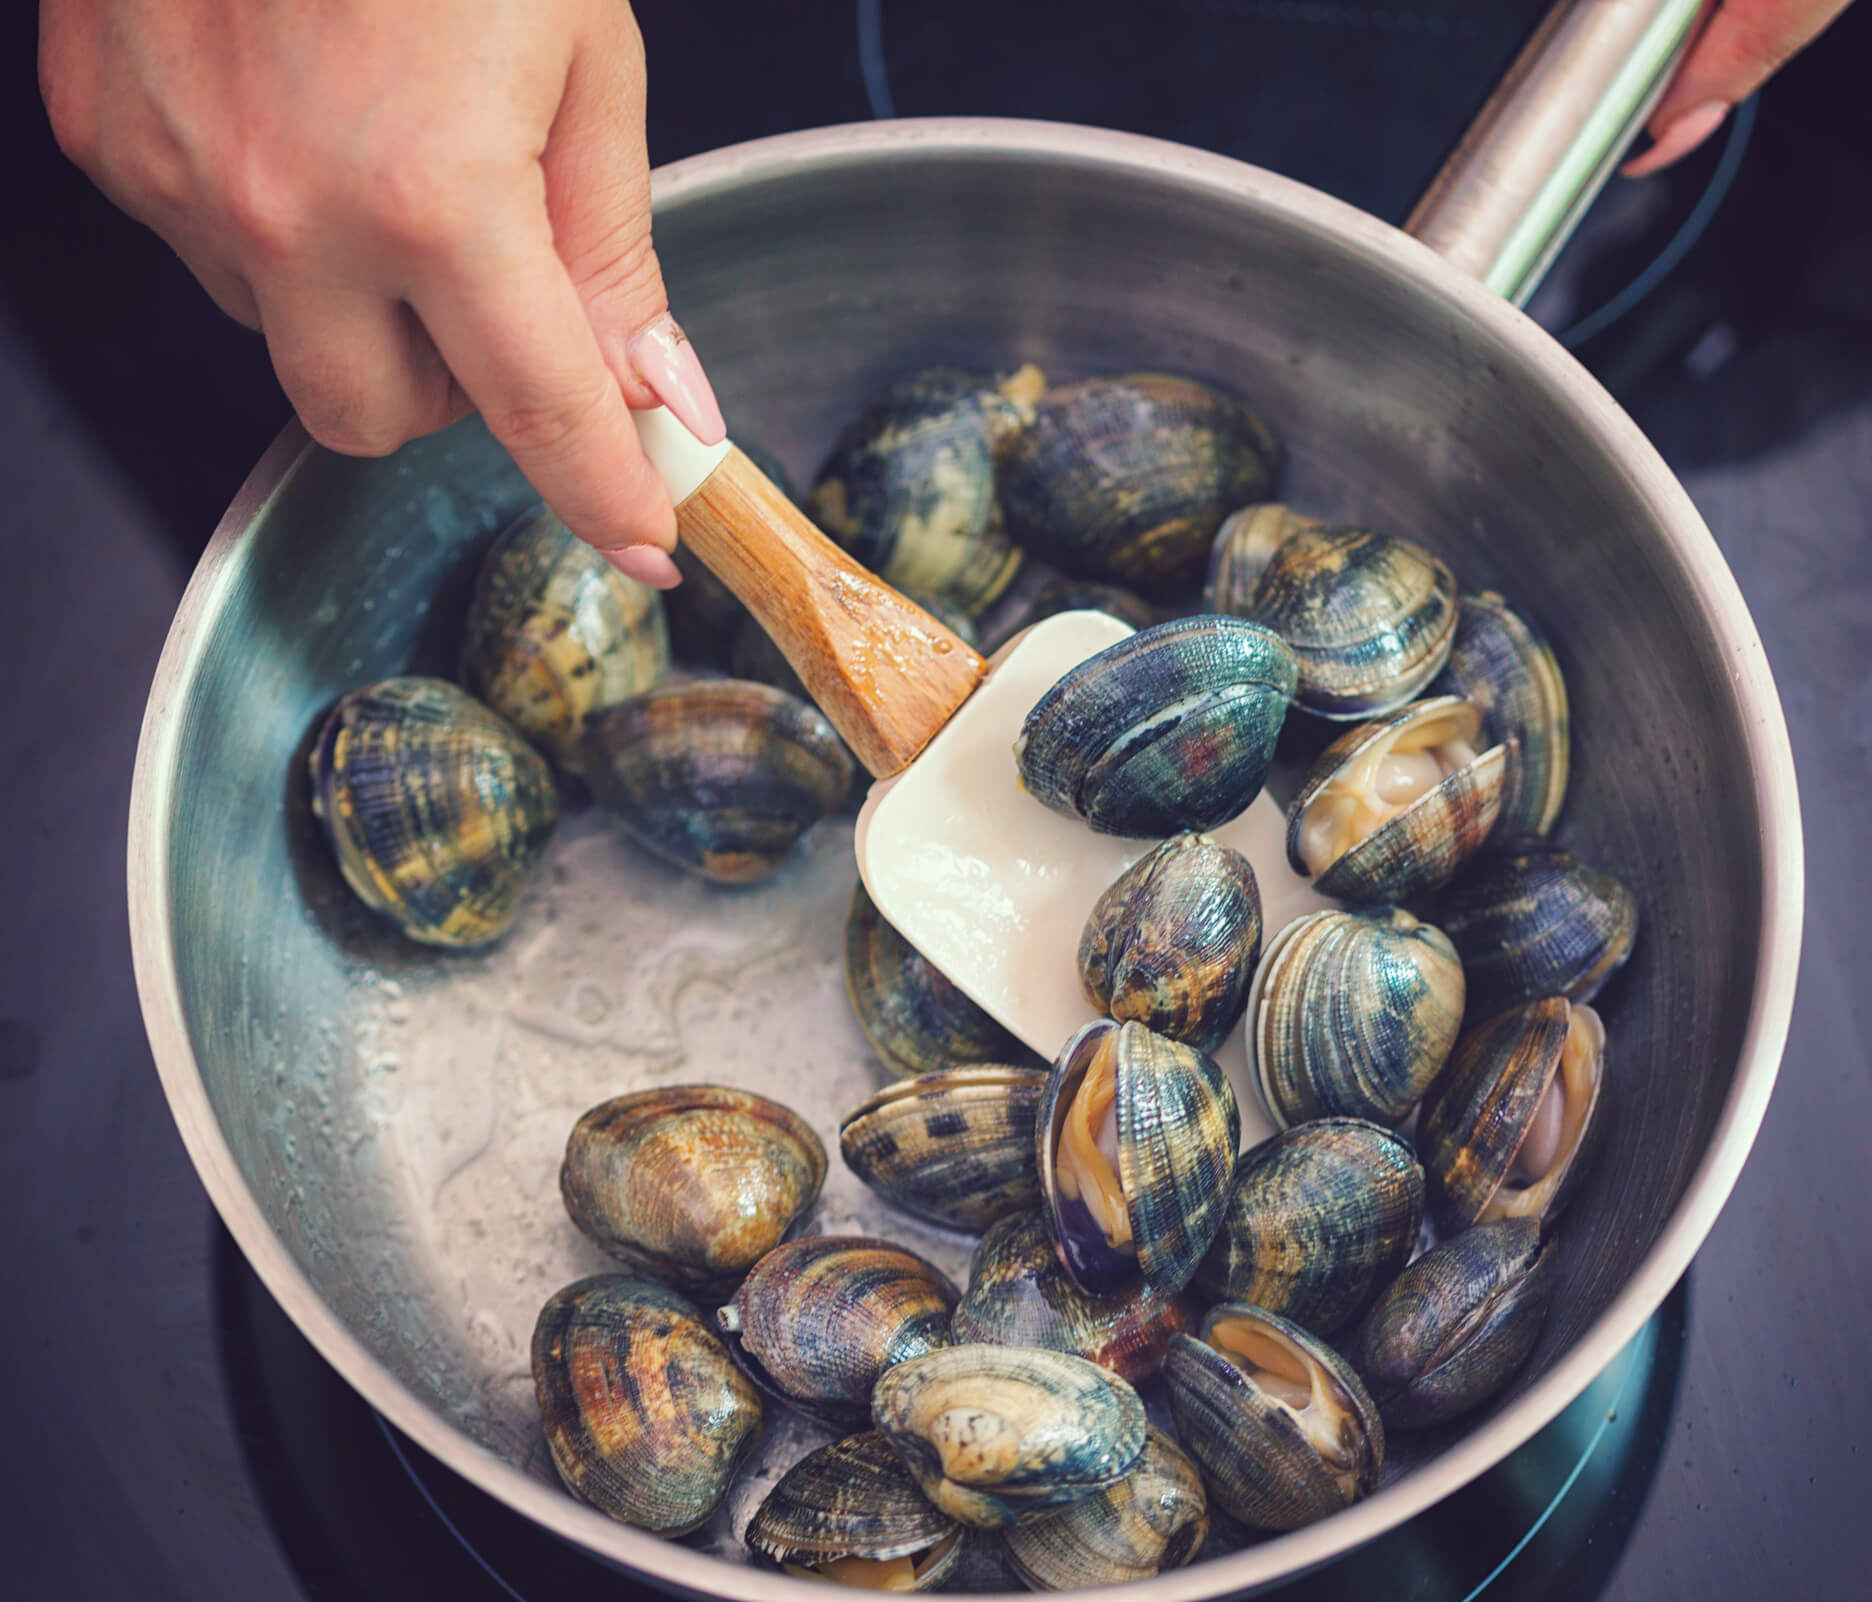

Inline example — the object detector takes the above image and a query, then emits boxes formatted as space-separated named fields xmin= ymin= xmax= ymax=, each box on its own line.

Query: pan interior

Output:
xmin=156 ymin=134 xmax=1760 ymax=1586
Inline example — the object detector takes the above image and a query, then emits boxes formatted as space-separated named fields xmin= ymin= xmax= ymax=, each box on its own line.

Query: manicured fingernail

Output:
xmin=1622 ymin=101 xmax=1729 ymax=177
xmin=626 ymin=313 xmax=727 ymax=446
xmin=605 ymin=544 xmax=683 ymax=590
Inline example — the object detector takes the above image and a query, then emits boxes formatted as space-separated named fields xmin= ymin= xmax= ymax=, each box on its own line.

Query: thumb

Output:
xmin=545 ymin=12 xmax=725 ymax=446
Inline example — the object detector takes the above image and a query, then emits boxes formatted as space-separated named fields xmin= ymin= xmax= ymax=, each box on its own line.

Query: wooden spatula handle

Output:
xmin=674 ymin=445 xmax=987 ymax=779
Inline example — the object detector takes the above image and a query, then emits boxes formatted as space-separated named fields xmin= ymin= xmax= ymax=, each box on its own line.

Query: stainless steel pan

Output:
xmin=128 ymin=2 xmax=1802 ymax=1595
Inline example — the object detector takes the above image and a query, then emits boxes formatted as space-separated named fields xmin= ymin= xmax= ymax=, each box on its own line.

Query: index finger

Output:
xmin=411 ymin=209 xmax=678 ymax=561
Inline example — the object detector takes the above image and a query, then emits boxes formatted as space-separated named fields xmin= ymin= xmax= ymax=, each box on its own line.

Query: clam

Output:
xmin=745 ymin=1431 xmax=966 ymax=1591
xmin=1015 ymin=616 xmax=1295 ymax=838
xmin=845 ymin=884 xmax=1035 ymax=1078
xmin=559 ymin=1086 xmax=826 ymax=1294
xmin=584 ymin=678 xmax=853 ymax=884
xmin=1244 ymin=523 xmax=1458 ymax=719
xmin=1165 ymin=1304 xmax=1384 ymax=1532
xmin=1038 ymin=1019 xmax=1240 ymax=1299
xmin=1429 ymin=592 xmax=1570 ymax=835
xmin=870 ymin=1344 xmax=1147 ymax=1528
xmin=839 ymin=1066 xmax=1048 ymax=1233
xmin=1203 ymin=502 xmax=1322 ymax=613
xmin=1286 ymin=695 xmax=1508 ymax=904
xmin=1002 ymin=1426 xmax=1207 ymax=1590
xmin=308 ymin=676 xmax=558 ymax=948
xmin=1434 ymin=840 xmax=1638 ymax=1012
xmin=459 ymin=505 xmax=669 ymax=774
xmin=531 ymin=1275 xmax=761 ymax=1535
xmin=951 ymin=1213 xmax=1194 ymax=1384
xmin=1248 ymin=907 xmax=1465 ymax=1127
xmin=809 ymin=364 xmax=1044 ymax=616
xmin=999 ymin=374 xmax=1281 ymax=590
xmin=717 ymin=1236 xmax=958 ymax=1424
xmin=1419 ymin=998 xmax=1607 ymax=1234
xmin=1195 ymin=1119 xmax=1425 ymax=1338
xmin=1078 ymin=833 xmax=1262 ymax=1053
xmin=1352 ymin=1218 xmax=1557 ymax=1430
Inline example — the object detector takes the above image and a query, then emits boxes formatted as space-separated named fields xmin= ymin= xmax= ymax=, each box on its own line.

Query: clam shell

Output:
xmin=839 ymin=1066 xmax=1048 ymax=1232
xmin=1246 ymin=523 xmax=1458 ymax=719
xmin=1165 ymin=1305 xmax=1383 ymax=1533
xmin=1419 ymin=999 xmax=1607 ymax=1233
xmin=1248 ymin=907 xmax=1466 ymax=1127
xmin=1079 ymin=833 xmax=1262 ymax=1052
xmin=1000 ymin=373 xmax=1281 ymax=590
xmin=1352 ymin=1218 xmax=1557 ymax=1430
xmin=1037 ymin=1019 xmax=1240 ymax=1299
xmin=1286 ymin=695 xmax=1507 ymax=904
xmin=1429 ymin=592 xmax=1570 ymax=835
xmin=951 ymin=1213 xmax=1195 ymax=1383
xmin=1015 ymin=616 xmax=1295 ymax=839
xmin=745 ymin=1431 xmax=965 ymax=1589
xmin=718 ymin=1236 xmax=958 ymax=1423
xmin=870 ymin=1344 xmax=1147 ymax=1528
xmin=308 ymin=676 xmax=558 ymax=948
xmin=1204 ymin=502 xmax=1323 ymax=614
xmin=584 ymin=678 xmax=852 ymax=884
xmin=559 ymin=1086 xmax=826 ymax=1294
xmin=1195 ymin=1119 xmax=1425 ymax=1337
xmin=844 ymin=884 xmax=1036 ymax=1078
xmin=1002 ymin=1426 xmax=1208 ymax=1590
xmin=531 ymin=1276 xmax=761 ymax=1535
xmin=809 ymin=365 xmax=1041 ymax=615
xmin=459 ymin=506 xmax=669 ymax=774
xmin=1434 ymin=839 xmax=1638 ymax=1012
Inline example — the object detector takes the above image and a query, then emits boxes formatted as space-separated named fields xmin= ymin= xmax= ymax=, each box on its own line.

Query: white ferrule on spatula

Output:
xmin=631 ymin=405 xmax=1326 ymax=1138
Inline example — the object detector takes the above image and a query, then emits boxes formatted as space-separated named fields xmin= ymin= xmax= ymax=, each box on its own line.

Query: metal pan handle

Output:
xmin=1405 ymin=0 xmax=1705 ymax=303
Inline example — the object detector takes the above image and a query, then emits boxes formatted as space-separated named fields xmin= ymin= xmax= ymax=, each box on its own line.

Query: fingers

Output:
xmin=412 ymin=198 xmax=680 ymax=575
xmin=1624 ymin=0 xmax=1854 ymax=175
xmin=256 ymin=284 xmax=460 ymax=457
xmin=543 ymin=9 xmax=725 ymax=445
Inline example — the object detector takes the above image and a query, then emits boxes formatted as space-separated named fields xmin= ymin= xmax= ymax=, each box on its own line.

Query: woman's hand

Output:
xmin=1624 ymin=0 xmax=1857 ymax=175
xmin=37 ymin=0 xmax=721 ymax=586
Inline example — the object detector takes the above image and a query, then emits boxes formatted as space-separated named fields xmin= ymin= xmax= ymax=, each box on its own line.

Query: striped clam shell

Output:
xmin=1286 ymin=695 xmax=1508 ymax=904
xmin=1014 ymin=615 xmax=1296 ymax=839
xmin=531 ymin=1276 xmax=762 ymax=1536
xmin=1419 ymin=999 xmax=1608 ymax=1234
xmin=1429 ymin=591 xmax=1570 ymax=836
xmin=1248 ymin=907 xmax=1466 ymax=1128
xmin=1195 ymin=1119 xmax=1425 ymax=1338
xmin=1434 ymin=839 xmax=1638 ymax=1013
xmin=1037 ymin=1019 xmax=1241 ymax=1299
xmin=584 ymin=678 xmax=852 ymax=885
xmin=1165 ymin=1304 xmax=1384 ymax=1533
xmin=716 ymin=1236 xmax=958 ymax=1424
xmin=1078 ymin=832 xmax=1262 ymax=1052
xmin=745 ymin=1431 xmax=965 ymax=1590
xmin=1351 ymin=1217 xmax=1557 ymax=1430
xmin=1002 ymin=1426 xmax=1208 ymax=1590
xmin=459 ymin=505 xmax=669 ymax=775
xmin=844 ymin=884 xmax=1037 ymax=1078
xmin=1245 ymin=522 xmax=1458 ymax=719
xmin=808 ymin=365 xmax=1041 ymax=616
xmin=870 ymin=1344 xmax=1147 ymax=1529
xmin=308 ymin=676 xmax=558 ymax=948
xmin=559 ymin=1085 xmax=825 ymax=1295
xmin=952 ymin=1213 xmax=1195 ymax=1383
xmin=839 ymin=1066 xmax=1047 ymax=1232
xmin=999 ymin=373 xmax=1282 ymax=591
xmin=1203 ymin=501 xmax=1323 ymax=614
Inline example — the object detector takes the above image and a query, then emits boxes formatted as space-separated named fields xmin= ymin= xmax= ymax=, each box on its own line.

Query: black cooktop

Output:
xmin=3 ymin=4 xmax=1869 ymax=1599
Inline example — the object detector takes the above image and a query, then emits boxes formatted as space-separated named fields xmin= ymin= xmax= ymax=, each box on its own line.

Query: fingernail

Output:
xmin=1622 ymin=101 xmax=1729 ymax=178
xmin=605 ymin=544 xmax=684 ymax=590
xmin=626 ymin=313 xmax=727 ymax=446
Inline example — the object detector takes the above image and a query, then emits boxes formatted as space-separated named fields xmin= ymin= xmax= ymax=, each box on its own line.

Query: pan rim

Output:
xmin=127 ymin=116 xmax=1803 ymax=1601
